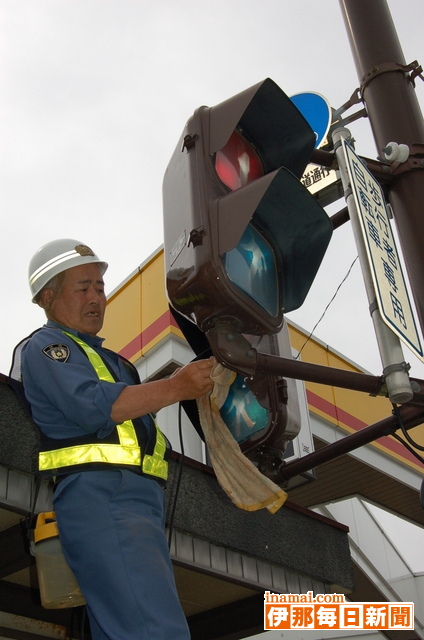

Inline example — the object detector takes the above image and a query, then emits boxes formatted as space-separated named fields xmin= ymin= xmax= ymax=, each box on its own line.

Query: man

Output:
xmin=21 ymin=239 xmax=214 ymax=640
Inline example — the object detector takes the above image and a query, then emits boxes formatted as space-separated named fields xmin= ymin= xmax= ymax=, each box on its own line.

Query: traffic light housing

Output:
xmin=163 ymin=78 xmax=332 ymax=476
xmin=163 ymin=78 xmax=333 ymax=344
xmin=172 ymin=306 xmax=301 ymax=481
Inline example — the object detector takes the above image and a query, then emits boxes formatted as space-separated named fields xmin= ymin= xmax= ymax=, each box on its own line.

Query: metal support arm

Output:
xmin=278 ymin=403 xmax=424 ymax=483
xmin=207 ymin=322 xmax=385 ymax=396
xmin=254 ymin=352 xmax=384 ymax=396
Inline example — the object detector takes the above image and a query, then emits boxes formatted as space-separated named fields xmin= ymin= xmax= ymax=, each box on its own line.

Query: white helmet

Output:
xmin=29 ymin=238 xmax=108 ymax=303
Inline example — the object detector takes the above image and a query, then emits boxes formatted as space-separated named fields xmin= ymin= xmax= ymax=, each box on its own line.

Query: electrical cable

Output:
xmin=391 ymin=403 xmax=424 ymax=465
xmin=70 ymin=604 xmax=86 ymax=640
xmin=392 ymin=422 xmax=424 ymax=509
xmin=398 ymin=422 xmax=424 ymax=452
xmin=295 ymin=255 xmax=359 ymax=359
xmin=391 ymin=432 xmax=424 ymax=465
xmin=79 ymin=606 xmax=86 ymax=640
xmin=167 ymin=401 xmax=185 ymax=549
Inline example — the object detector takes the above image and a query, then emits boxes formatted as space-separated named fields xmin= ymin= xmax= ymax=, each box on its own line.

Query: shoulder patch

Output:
xmin=43 ymin=344 xmax=70 ymax=363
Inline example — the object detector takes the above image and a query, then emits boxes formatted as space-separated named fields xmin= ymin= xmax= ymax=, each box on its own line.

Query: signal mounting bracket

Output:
xmin=206 ymin=322 xmax=257 ymax=377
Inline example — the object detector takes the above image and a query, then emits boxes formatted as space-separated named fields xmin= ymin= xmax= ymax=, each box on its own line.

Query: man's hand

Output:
xmin=111 ymin=357 xmax=215 ymax=423
xmin=169 ymin=357 xmax=215 ymax=401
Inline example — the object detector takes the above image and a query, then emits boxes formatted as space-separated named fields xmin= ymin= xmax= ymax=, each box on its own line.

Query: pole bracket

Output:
xmin=383 ymin=361 xmax=411 ymax=377
xmin=331 ymin=61 xmax=424 ymax=131
xmin=376 ymin=143 xmax=424 ymax=178
xmin=360 ymin=59 xmax=424 ymax=95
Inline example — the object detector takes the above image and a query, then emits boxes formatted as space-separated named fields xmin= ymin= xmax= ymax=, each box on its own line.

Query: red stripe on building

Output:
xmin=306 ymin=389 xmax=367 ymax=432
xmin=118 ymin=310 xmax=178 ymax=360
xmin=307 ymin=388 xmax=422 ymax=466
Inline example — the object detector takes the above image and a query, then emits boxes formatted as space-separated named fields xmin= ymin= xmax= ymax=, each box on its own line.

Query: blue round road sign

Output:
xmin=290 ymin=92 xmax=332 ymax=148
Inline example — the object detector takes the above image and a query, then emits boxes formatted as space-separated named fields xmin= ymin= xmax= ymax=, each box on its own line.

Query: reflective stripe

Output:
xmin=39 ymin=443 xmax=142 ymax=470
xmin=29 ymin=250 xmax=83 ymax=287
xmin=142 ymin=427 xmax=168 ymax=480
xmin=38 ymin=331 xmax=168 ymax=481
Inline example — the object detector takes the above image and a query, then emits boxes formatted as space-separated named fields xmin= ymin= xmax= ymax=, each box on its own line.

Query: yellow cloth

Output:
xmin=196 ymin=362 xmax=287 ymax=514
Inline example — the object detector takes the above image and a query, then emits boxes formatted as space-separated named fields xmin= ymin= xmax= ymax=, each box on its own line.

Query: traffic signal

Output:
xmin=163 ymin=77 xmax=333 ymax=346
xmin=163 ymin=78 xmax=332 ymax=476
xmin=171 ymin=306 xmax=301 ymax=481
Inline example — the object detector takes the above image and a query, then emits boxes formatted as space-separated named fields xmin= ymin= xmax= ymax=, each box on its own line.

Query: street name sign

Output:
xmin=343 ymin=139 xmax=423 ymax=361
xmin=301 ymin=163 xmax=338 ymax=195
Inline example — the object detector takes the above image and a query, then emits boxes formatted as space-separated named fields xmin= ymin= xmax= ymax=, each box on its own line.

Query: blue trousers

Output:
xmin=53 ymin=470 xmax=190 ymax=640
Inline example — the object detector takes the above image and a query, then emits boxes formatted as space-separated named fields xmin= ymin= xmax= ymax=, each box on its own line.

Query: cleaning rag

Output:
xmin=196 ymin=361 xmax=287 ymax=514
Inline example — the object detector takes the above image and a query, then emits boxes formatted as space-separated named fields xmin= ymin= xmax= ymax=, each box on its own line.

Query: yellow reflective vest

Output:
xmin=38 ymin=332 xmax=169 ymax=483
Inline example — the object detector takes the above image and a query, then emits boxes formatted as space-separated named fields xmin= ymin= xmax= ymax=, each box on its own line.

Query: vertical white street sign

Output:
xmin=343 ymin=139 xmax=423 ymax=362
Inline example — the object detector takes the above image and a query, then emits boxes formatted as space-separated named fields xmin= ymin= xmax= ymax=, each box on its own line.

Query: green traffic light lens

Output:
xmin=224 ymin=223 xmax=279 ymax=317
xmin=219 ymin=374 xmax=268 ymax=443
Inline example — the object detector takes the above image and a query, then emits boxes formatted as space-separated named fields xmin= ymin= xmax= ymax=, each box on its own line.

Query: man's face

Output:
xmin=44 ymin=263 xmax=106 ymax=336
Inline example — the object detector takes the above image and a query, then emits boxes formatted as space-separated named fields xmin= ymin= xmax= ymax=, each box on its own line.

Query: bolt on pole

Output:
xmin=332 ymin=127 xmax=413 ymax=404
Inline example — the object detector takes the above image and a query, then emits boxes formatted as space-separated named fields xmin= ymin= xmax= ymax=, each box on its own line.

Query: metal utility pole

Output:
xmin=339 ymin=0 xmax=424 ymax=336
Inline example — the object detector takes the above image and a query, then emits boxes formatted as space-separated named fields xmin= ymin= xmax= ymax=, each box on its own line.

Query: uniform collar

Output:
xmin=45 ymin=320 xmax=105 ymax=347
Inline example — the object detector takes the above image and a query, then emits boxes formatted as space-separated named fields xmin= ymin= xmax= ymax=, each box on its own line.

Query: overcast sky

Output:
xmin=1 ymin=0 xmax=423 ymax=384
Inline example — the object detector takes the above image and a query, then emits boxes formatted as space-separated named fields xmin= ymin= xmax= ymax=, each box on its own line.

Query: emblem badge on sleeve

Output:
xmin=42 ymin=344 xmax=70 ymax=362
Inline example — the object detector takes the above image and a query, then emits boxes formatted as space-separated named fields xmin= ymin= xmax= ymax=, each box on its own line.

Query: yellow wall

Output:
xmin=288 ymin=324 xmax=393 ymax=431
xmin=102 ymin=248 xmax=424 ymax=474
xmin=103 ymin=250 xmax=183 ymax=360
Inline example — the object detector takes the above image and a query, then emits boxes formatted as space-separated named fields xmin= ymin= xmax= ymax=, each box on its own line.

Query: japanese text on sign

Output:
xmin=301 ymin=165 xmax=336 ymax=195
xmin=343 ymin=140 xmax=423 ymax=360
xmin=264 ymin=591 xmax=414 ymax=631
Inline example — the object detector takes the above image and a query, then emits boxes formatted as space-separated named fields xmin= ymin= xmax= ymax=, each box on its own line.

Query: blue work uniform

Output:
xmin=21 ymin=320 xmax=190 ymax=640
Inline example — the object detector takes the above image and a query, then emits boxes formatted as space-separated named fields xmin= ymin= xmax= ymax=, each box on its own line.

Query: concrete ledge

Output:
xmin=0 ymin=374 xmax=39 ymax=474
xmin=165 ymin=456 xmax=354 ymax=592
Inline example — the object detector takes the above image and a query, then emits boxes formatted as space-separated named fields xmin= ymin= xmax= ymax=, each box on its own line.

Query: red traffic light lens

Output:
xmin=215 ymin=130 xmax=264 ymax=191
